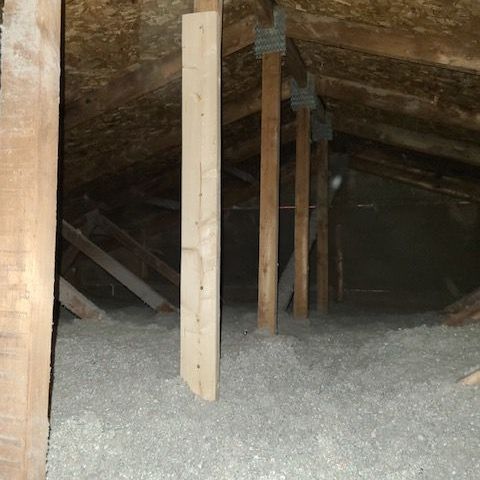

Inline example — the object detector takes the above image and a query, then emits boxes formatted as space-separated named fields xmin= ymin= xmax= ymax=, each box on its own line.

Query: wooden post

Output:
xmin=181 ymin=0 xmax=222 ymax=401
xmin=335 ymin=223 xmax=344 ymax=302
xmin=316 ymin=140 xmax=329 ymax=313
xmin=257 ymin=52 xmax=282 ymax=334
xmin=294 ymin=107 xmax=311 ymax=319
xmin=0 ymin=0 xmax=61 ymax=478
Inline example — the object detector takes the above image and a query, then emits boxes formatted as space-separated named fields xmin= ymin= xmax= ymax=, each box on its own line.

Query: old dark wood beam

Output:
xmin=336 ymin=117 xmax=480 ymax=168
xmin=350 ymin=148 xmax=480 ymax=203
xmin=316 ymin=76 xmax=480 ymax=134
xmin=285 ymin=7 xmax=480 ymax=75
xmin=65 ymin=14 xmax=255 ymax=130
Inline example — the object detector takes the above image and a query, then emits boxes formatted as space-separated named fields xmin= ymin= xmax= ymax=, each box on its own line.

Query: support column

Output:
xmin=316 ymin=140 xmax=329 ymax=313
xmin=0 ymin=0 xmax=61 ymax=478
xmin=181 ymin=0 xmax=222 ymax=401
xmin=293 ymin=107 xmax=311 ymax=318
xmin=257 ymin=51 xmax=282 ymax=334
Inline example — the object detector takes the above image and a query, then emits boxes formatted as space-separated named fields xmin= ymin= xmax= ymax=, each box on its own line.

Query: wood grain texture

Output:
xmin=96 ymin=213 xmax=180 ymax=287
xmin=65 ymin=11 xmax=250 ymax=130
xmin=181 ymin=8 xmax=222 ymax=401
xmin=257 ymin=52 xmax=282 ymax=334
xmin=315 ymin=141 xmax=329 ymax=314
xmin=286 ymin=7 xmax=480 ymax=75
xmin=58 ymin=277 xmax=106 ymax=320
xmin=0 ymin=0 xmax=61 ymax=478
xmin=293 ymin=107 xmax=311 ymax=319
xmin=62 ymin=221 xmax=173 ymax=312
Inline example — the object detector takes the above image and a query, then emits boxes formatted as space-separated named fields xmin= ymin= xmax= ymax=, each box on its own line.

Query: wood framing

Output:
xmin=294 ymin=107 xmax=311 ymax=319
xmin=351 ymin=149 xmax=480 ymax=203
xmin=316 ymin=76 xmax=480 ymax=134
xmin=316 ymin=140 xmax=329 ymax=313
xmin=257 ymin=51 xmax=282 ymax=334
xmin=65 ymin=11 xmax=253 ymax=130
xmin=334 ymin=224 xmax=344 ymax=303
xmin=336 ymin=118 xmax=480 ymax=168
xmin=181 ymin=1 xmax=222 ymax=401
xmin=62 ymin=221 xmax=174 ymax=312
xmin=58 ymin=277 xmax=106 ymax=321
xmin=95 ymin=212 xmax=180 ymax=287
xmin=285 ymin=7 xmax=480 ymax=74
xmin=0 ymin=0 xmax=61 ymax=478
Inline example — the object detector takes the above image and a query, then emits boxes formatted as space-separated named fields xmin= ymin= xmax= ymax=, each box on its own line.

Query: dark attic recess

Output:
xmin=59 ymin=0 xmax=480 ymax=320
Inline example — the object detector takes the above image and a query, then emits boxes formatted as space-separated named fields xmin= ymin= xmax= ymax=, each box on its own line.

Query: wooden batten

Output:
xmin=59 ymin=277 xmax=106 ymax=321
xmin=62 ymin=221 xmax=174 ymax=312
xmin=181 ymin=3 xmax=222 ymax=401
xmin=257 ymin=51 xmax=282 ymax=334
xmin=294 ymin=107 xmax=311 ymax=319
xmin=0 ymin=0 xmax=61 ymax=478
xmin=316 ymin=141 xmax=329 ymax=313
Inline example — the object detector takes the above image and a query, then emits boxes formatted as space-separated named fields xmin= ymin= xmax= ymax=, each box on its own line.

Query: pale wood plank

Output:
xmin=58 ymin=277 xmax=106 ymax=321
xmin=181 ymin=6 xmax=222 ymax=401
xmin=0 ymin=0 xmax=61 ymax=477
xmin=294 ymin=107 xmax=311 ymax=319
xmin=257 ymin=52 xmax=282 ymax=334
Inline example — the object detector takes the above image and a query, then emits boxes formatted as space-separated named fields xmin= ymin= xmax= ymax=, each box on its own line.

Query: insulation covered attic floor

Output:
xmin=47 ymin=305 xmax=480 ymax=479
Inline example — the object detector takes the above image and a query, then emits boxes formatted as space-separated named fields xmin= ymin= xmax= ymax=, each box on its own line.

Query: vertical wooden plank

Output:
xmin=316 ymin=140 xmax=329 ymax=313
xmin=257 ymin=51 xmax=282 ymax=334
xmin=335 ymin=223 xmax=344 ymax=302
xmin=293 ymin=107 xmax=311 ymax=319
xmin=0 ymin=0 xmax=61 ymax=478
xmin=181 ymin=2 xmax=222 ymax=401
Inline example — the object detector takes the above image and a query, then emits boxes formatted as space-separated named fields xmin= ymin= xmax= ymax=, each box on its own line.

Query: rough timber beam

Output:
xmin=65 ymin=12 xmax=253 ymax=130
xmin=350 ymin=149 xmax=480 ymax=203
xmin=0 ymin=0 xmax=61 ymax=478
xmin=335 ymin=117 xmax=480 ymax=168
xmin=59 ymin=277 xmax=106 ymax=321
xmin=316 ymin=76 xmax=480 ymax=134
xmin=257 ymin=29 xmax=283 ymax=334
xmin=255 ymin=0 xmax=308 ymax=86
xmin=294 ymin=107 xmax=311 ymax=319
xmin=95 ymin=212 xmax=180 ymax=287
xmin=62 ymin=221 xmax=174 ymax=312
xmin=181 ymin=0 xmax=222 ymax=401
xmin=285 ymin=7 xmax=480 ymax=75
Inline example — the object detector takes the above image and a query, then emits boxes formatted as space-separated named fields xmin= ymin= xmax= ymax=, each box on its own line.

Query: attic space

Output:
xmin=1 ymin=1 xmax=480 ymax=479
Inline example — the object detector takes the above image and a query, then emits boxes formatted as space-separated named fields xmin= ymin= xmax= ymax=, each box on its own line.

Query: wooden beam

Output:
xmin=181 ymin=3 xmax=222 ymax=401
xmin=459 ymin=370 xmax=480 ymax=386
xmin=62 ymin=221 xmax=174 ymax=312
xmin=316 ymin=140 xmax=329 ymax=313
xmin=285 ymin=7 xmax=480 ymax=74
xmin=58 ymin=277 xmax=106 ymax=320
xmin=334 ymin=223 xmax=344 ymax=303
xmin=95 ymin=213 xmax=180 ymax=287
xmin=258 ymin=51 xmax=282 ymax=334
xmin=61 ymin=217 xmax=96 ymax=274
xmin=0 ymin=0 xmax=61 ymax=478
xmin=350 ymin=149 xmax=480 ymax=203
xmin=286 ymin=38 xmax=308 ymax=87
xmin=336 ymin=117 xmax=480 ymax=168
xmin=316 ymin=76 xmax=480 ymax=134
xmin=294 ymin=107 xmax=311 ymax=319
xmin=65 ymin=13 xmax=252 ymax=130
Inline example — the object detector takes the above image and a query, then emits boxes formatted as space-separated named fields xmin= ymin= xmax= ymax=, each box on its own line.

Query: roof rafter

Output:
xmin=285 ymin=7 xmax=480 ymax=75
